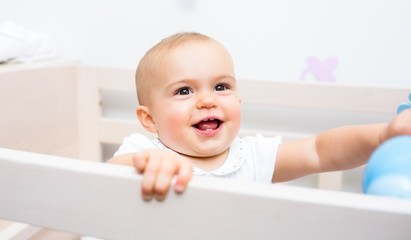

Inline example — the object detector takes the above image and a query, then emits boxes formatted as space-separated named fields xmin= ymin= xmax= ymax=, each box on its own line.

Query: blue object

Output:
xmin=363 ymin=136 xmax=411 ymax=198
xmin=397 ymin=103 xmax=411 ymax=114
xmin=396 ymin=93 xmax=411 ymax=114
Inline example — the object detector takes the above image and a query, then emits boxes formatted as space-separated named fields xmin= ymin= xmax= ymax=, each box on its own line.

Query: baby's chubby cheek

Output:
xmin=162 ymin=108 xmax=189 ymax=137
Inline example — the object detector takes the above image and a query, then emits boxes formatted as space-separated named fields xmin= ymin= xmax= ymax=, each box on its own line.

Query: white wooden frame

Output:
xmin=1 ymin=148 xmax=411 ymax=240
xmin=0 ymin=61 xmax=410 ymax=239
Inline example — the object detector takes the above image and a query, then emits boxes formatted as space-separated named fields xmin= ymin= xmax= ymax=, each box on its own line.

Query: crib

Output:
xmin=0 ymin=60 xmax=410 ymax=239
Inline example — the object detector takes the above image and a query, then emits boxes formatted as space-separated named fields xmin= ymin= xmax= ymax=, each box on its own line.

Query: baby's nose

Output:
xmin=196 ymin=92 xmax=217 ymax=109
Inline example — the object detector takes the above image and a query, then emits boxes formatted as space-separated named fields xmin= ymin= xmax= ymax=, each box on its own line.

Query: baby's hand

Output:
xmin=380 ymin=109 xmax=411 ymax=143
xmin=133 ymin=149 xmax=192 ymax=201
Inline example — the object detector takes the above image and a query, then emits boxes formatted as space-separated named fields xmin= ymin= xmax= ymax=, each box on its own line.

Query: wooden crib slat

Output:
xmin=0 ymin=148 xmax=411 ymax=240
xmin=237 ymin=80 xmax=410 ymax=114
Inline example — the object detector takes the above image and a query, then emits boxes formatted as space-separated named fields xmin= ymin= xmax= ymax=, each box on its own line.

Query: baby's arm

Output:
xmin=273 ymin=109 xmax=411 ymax=183
xmin=107 ymin=149 xmax=192 ymax=200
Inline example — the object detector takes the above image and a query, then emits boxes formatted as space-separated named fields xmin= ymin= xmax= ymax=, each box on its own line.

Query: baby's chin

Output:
xmin=180 ymin=147 xmax=230 ymax=160
xmin=162 ymin=138 xmax=233 ymax=158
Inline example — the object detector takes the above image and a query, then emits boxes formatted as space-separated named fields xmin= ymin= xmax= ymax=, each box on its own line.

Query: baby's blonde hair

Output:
xmin=135 ymin=32 xmax=212 ymax=105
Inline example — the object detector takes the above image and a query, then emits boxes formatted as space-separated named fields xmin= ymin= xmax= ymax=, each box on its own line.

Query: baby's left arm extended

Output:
xmin=273 ymin=109 xmax=411 ymax=183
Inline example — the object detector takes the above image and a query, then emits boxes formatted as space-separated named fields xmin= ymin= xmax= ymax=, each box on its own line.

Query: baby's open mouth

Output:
xmin=193 ymin=118 xmax=222 ymax=131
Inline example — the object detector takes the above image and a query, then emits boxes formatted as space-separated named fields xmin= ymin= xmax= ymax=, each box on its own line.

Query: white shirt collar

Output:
xmin=152 ymin=138 xmax=246 ymax=176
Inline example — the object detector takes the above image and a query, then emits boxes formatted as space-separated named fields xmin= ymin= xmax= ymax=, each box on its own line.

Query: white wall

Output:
xmin=1 ymin=0 xmax=411 ymax=87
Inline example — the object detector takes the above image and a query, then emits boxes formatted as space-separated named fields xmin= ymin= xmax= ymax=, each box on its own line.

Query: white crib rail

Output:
xmin=1 ymin=148 xmax=411 ymax=240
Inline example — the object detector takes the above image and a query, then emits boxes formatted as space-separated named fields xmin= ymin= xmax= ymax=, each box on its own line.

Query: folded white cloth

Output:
xmin=0 ymin=22 xmax=57 ymax=63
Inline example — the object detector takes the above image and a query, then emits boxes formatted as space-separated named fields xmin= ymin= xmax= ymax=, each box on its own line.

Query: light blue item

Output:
xmin=364 ymin=93 xmax=411 ymax=199
xmin=363 ymin=136 xmax=411 ymax=198
xmin=396 ymin=93 xmax=411 ymax=114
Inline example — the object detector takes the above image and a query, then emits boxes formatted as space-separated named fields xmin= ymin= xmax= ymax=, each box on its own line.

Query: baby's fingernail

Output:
xmin=155 ymin=194 xmax=166 ymax=201
xmin=143 ymin=194 xmax=153 ymax=201
xmin=174 ymin=183 xmax=185 ymax=193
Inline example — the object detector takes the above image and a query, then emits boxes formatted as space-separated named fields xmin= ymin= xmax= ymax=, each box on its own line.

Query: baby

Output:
xmin=108 ymin=32 xmax=411 ymax=201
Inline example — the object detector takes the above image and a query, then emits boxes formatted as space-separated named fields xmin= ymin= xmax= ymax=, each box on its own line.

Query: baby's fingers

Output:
xmin=133 ymin=152 xmax=149 ymax=173
xmin=153 ymin=160 xmax=179 ymax=200
xmin=384 ymin=109 xmax=411 ymax=141
xmin=139 ymin=157 xmax=161 ymax=201
xmin=174 ymin=160 xmax=192 ymax=193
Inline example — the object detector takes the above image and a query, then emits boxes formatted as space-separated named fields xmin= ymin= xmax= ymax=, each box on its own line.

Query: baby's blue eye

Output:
xmin=215 ymin=84 xmax=229 ymax=91
xmin=175 ymin=87 xmax=192 ymax=95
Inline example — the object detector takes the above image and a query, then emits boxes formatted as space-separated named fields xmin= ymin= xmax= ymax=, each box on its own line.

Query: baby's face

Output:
xmin=147 ymin=40 xmax=241 ymax=158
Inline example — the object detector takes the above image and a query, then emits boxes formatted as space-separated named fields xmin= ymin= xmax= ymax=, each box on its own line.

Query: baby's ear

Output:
xmin=136 ymin=106 xmax=157 ymax=133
